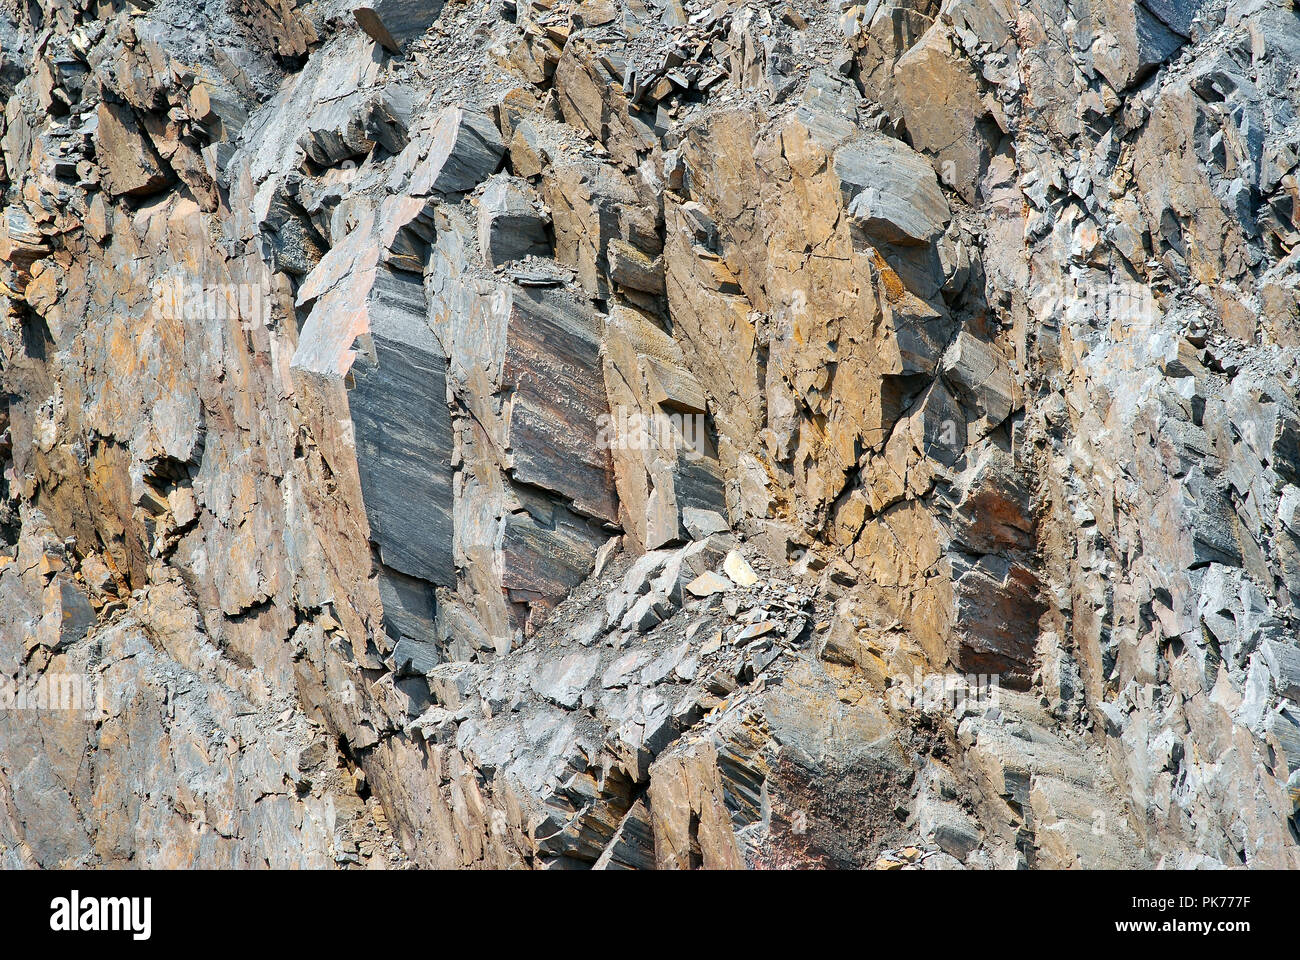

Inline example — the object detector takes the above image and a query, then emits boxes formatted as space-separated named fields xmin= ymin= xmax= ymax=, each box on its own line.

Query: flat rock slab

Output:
xmin=686 ymin=570 xmax=732 ymax=597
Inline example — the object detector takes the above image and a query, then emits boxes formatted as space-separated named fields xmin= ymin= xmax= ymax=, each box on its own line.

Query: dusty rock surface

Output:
xmin=1 ymin=0 xmax=1299 ymax=868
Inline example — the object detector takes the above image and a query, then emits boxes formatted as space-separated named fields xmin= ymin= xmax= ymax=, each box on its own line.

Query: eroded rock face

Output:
xmin=1 ymin=0 xmax=1299 ymax=870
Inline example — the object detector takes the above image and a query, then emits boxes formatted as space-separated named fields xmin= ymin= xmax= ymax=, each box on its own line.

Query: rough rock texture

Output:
xmin=2 ymin=0 xmax=1299 ymax=869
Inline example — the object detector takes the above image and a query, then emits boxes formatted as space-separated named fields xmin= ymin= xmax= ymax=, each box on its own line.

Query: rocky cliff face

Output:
xmin=2 ymin=0 xmax=1299 ymax=869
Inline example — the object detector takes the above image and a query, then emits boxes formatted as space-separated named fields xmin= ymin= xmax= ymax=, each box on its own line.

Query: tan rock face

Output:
xmin=893 ymin=22 xmax=995 ymax=202
xmin=95 ymin=101 xmax=175 ymax=198
xmin=1 ymin=0 xmax=1298 ymax=872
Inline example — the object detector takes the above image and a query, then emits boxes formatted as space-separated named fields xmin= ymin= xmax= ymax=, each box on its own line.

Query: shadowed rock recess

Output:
xmin=1 ymin=0 xmax=1299 ymax=870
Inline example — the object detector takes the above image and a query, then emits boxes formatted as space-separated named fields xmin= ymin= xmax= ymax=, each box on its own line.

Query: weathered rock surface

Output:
xmin=2 ymin=0 xmax=1299 ymax=870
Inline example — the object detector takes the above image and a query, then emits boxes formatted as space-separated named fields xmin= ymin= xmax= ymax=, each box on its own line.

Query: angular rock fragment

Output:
xmin=607 ymin=237 xmax=666 ymax=294
xmin=686 ymin=570 xmax=731 ymax=597
xmin=477 ymin=176 xmax=550 ymax=268
xmin=838 ymin=135 xmax=951 ymax=246
xmin=95 ymin=101 xmax=173 ymax=197
xmin=353 ymin=0 xmax=446 ymax=53
xmin=893 ymin=23 xmax=995 ymax=200
xmin=723 ymin=550 xmax=758 ymax=588
xmin=393 ymin=106 xmax=505 ymax=197
xmin=940 ymin=331 xmax=1016 ymax=437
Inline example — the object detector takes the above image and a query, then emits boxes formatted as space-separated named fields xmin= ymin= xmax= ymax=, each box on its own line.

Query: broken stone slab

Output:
xmin=348 ymin=268 xmax=457 ymax=589
xmin=298 ymin=86 xmax=413 ymax=166
xmin=566 ymin=608 xmax=606 ymax=647
xmin=734 ymin=621 xmax=775 ymax=643
xmin=650 ymin=541 xmax=712 ymax=606
xmin=893 ymin=22 xmax=994 ymax=201
xmin=621 ymin=550 xmax=673 ymax=598
xmin=682 ymin=507 xmax=728 ymax=540
xmin=380 ymin=194 xmax=438 ymax=273
xmin=922 ymin=800 xmax=981 ymax=861
xmin=607 ymin=237 xmax=666 ymax=294
xmin=1258 ymin=637 xmax=1300 ymax=703
xmin=503 ymin=286 xmax=620 ymax=524
xmin=686 ymin=570 xmax=731 ymax=597
xmin=1141 ymin=0 xmax=1207 ymax=37
xmin=1092 ymin=0 xmax=1189 ymax=92
xmin=601 ymin=649 xmax=646 ymax=689
xmin=388 ymin=635 xmax=440 ymax=677
xmin=393 ymin=106 xmax=504 ymax=197
xmin=940 ymin=331 xmax=1016 ymax=435
xmin=837 ymin=135 xmax=952 ymax=247
xmin=408 ymin=706 xmax=457 ymax=744
xmin=621 ymin=592 xmax=668 ymax=633
xmin=0 ymin=205 xmax=49 ymax=291
xmin=353 ymin=0 xmax=446 ymax=53
xmin=377 ymin=565 xmax=438 ymax=657
xmin=601 ymin=303 xmax=727 ymax=551
xmin=53 ymin=579 xmax=96 ymax=650
xmin=478 ymin=176 xmax=550 ymax=268
xmin=642 ymin=354 xmax=707 ymax=414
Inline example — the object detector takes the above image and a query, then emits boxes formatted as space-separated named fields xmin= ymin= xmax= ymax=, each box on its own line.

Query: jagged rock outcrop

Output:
xmin=2 ymin=0 xmax=1299 ymax=869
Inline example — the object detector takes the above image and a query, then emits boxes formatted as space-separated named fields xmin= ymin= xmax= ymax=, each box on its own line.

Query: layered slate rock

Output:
xmin=391 ymin=106 xmax=505 ymax=197
xmin=347 ymin=270 xmax=455 ymax=589
xmin=292 ymin=197 xmax=455 ymax=653
xmin=504 ymin=285 xmax=618 ymax=524
xmin=602 ymin=304 xmax=725 ymax=551
xmin=427 ymin=201 xmax=618 ymax=648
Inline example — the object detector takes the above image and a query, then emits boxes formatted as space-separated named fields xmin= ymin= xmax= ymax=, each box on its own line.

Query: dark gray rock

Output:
xmin=478 ymin=177 xmax=550 ymax=268
xmin=349 ymin=266 xmax=456 ymax=589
